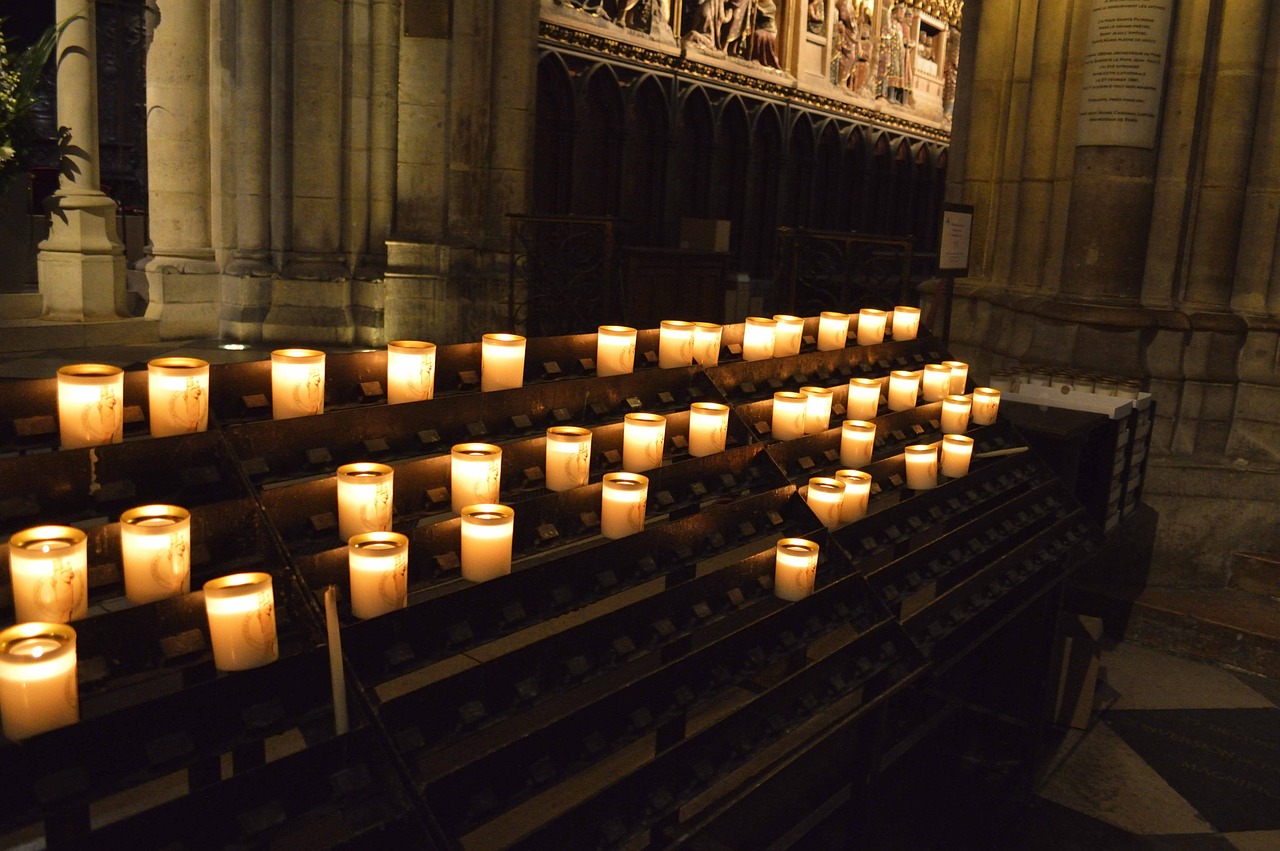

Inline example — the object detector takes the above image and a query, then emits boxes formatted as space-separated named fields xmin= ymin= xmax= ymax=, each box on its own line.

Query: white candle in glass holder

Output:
xmin=856 ymin=308 xmax=887 ymax=346
xmin=386 ymin=341 xmax=436 ymax=404
xmin=941 ymin=434 xmax=975 ymax=478
xmin=922 ymin=364 xmax=953 ymax=403
xmin=771 ymin=391 xmax=808 ymax=440
xmin=658 ymin=321 xmax=695 ymax=368
xmin=800 ymin=386 xmax=834 ymax=434
xmin=774 ymin=538 xmax=820 ymax=602
xmin=834 ymin=469 xmax=873 ymax=523
xmin=596 ymin=326 xmax=637 ymax=377
xmin=481 ymin=333 xmax=526 ymax=391
xmin=905 ymin=444 xmax=938 ymax=490
xmin=204 ymin=572 xmax=278 ymax=671
xmin=460 ymin=504 xmax=514 ymax=583
xmin=688 ymin=402 xmax=729 ymax=457
xmin=772 ymin=314 xmax=804 ymax=357
xmin=971 ymin=387 xmax=1001 ymax=425
xmin=0 ymin=623 xmax=78 ymax=741
xmin=57 ymin=363 xmax=124 ymax=448
xmin=120 ymin=504 xmax=191 ymax=604
xmin=941 ymin=394 xmax=972 ymax=434
xmin=944 ymin=360 xmax=969 ymax=395
xmin=271 ymin=348 xmax=325 ymax=420
xmin=840 ymin=419 xmax=876 ymax=467
xmin=147 ymin=357 xmax=209 ymax=437
xmin=336 ymin=462 xmax=394 ymax=541
xmin=892 ymin=305 xmax=920 ymax=340
xmin=347 ymin=531 xmax=409 ymax=619
xmin=8 ymin=526 xmax=88 ymax=624
xmin=847 ymin=378 xmax=882 ymax=420
xmin=806 ymin=477 xmax=845 ymax=530
xmin=451 ymin=443 xmax=502 ymax=513
xmin=887 ymin=370 xmax=920 ymax=411
xmin=545 ymin=426 xmax=592 ymax=491
xmin=693 ymin=322 xmax=722 ymax=366
xmin=601 ymin=472 xmax=649 ymax=539
xmin=623 ymin=413 xmax=666 ymax=472
xmin=742 ymin=316 xmax=777 ymax=361
xmin=817 ymin=311 xmax=850 ymax=351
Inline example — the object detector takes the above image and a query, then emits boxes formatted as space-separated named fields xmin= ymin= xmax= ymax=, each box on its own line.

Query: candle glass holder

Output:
xmin=270 ymin=349 xmax=325 ymax=420
xmin=336 ymin=462 xmax=395 ymax=541
xmin=817 ymin=311 xmax=850 ymax=351
xmin=147 ymin=357 xmax=210 ymax=436
xmin=941 ymin=434 xmax=975 ymax=478
xmin=840 ymin=419 xmax=876 ymax=467
xmin=847 ymin=378 xmax=882 ymax=421
xmin=693 ymin=322 xmax=722 ymax=366
xmin=481 ymin=333 xmax=526 ymax=391
xmin=800 ymin=386 xmax=834 ymax=434
xmin=891 ymin=305 xmax=920 ymax=340
xmin=601 ymin=472 xmax=649 ymax=539
xmin=387 ymin=341 xmax=436 ymax=404
xmin=688 ymin=402 xmax=730 ymax=457
xmin=204 ymin=572 xmax=278 ymax=672
xmin=8 ymin=525 xmax=88 ymax=623
xmin=887 ymin=370 xmax=920 ymax=412
xmin=545 ymin=426 xmax=592 ymax=491
xmin=451 ymin=443 xmax=502 ymax=513
xmin=772 ymin=314 xmax=804 ymax=357
xmin=460 ymin=504 xmax=515 ymax=583
xmin=774 ymin=538 xmax=819 ymax=601
xmin=0 ymin=622 xmax=78 ymax=741
xmin=622 ymin=413 xmax=666 ymax=472
xmin=806 ymin=477 xmax=845 ymax=530
xmin=348 ymin=531 xmax=409 ymax=619
xmin=120 ymin=504 xmax=191 ymax=604
xmin=57 ymin=363 xmax=124 ymax=448
xmin=771 ymin=391 xmax=808 ymax=441
xmin=658 ymin=320 xmax=695 ymax=368
xmin=835 ymin=469 xmax=873 ymax=523
xmin=971 ymin=387 xmax=1001 ymax=425
xmin=742 ymin=316 xmax=777 ymax=361
xmin=905 ymin=444 xmax=938 ymax=490
xmin=941 ymin=394 xmax=972 ymax=434
xmin=856 ymin=308 xmax=887 ymax=346
xmin=596 ymin=326 xmax=637 ymax=377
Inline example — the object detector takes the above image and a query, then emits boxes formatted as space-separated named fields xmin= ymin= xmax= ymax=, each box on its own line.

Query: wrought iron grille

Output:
xmin=507 ymin=214 xmax=619 ymax=336
xmin=776 ymin=228 xmax=917 ymax=315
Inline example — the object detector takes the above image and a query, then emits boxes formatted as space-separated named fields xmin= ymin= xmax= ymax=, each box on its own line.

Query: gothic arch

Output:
xmin=812 ymin=120 xmax=843 ymax=230
xmin=621 ymin=77 xmax=671 ymax=245
xmin=533 ymin=54 xmax=575 ymax=214
xmin=783 ymin=113 xmax=817 ymax=229
xmin=572 ymin=67 xmax=625 ymax=215
xmin=677 ymin=87 xmax=716 ymax=220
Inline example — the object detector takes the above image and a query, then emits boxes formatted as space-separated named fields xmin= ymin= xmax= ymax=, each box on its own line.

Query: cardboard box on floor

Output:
xmin=681 ymin=218 xmax=731 ymax=253
xmin=1052 ymin=613 xmax=1104 ymax=729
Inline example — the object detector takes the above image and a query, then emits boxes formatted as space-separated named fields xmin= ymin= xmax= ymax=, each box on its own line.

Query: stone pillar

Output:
xmin=36 ymin=0 xmax=128 ymax=321
xmin=143 ymin=0 xmax=219 ymax=337
xmin=1239 ymin=11 xmax=1280 ymax=315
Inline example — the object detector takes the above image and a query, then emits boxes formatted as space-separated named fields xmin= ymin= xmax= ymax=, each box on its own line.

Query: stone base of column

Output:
xmin=143 ymin=254 xmax=220 ymax=339
xmin=383 ymin=240 xmax=508 ymax=345
xmin=37 ymin=197 xmax=128 ymax=320
xmin=219 ymin=268 xmax=274 ymax=342
xmin=262 ymin=278 xmax=355 ymax=344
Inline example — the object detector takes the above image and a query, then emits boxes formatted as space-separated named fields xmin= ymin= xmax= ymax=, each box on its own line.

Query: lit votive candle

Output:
xmin=481 ymin=333 xmax=526 ymax=391
xmin=941 ymin=434 xmax=975 ymax=478
xmin=922 ymin=364 xmax=953 ymax=403
xmin=8 ymin=526 xmax=88 ymax=624
xmin=944 ymin=360 xmax=969 ymax=395
xmin=905 ymin=444 xmax=938 ymax=490
xmin=892 ymin=305 xmax=920 ymax=340
xmin=147 ymin=357 xmax=209 ymax=437
xmin=835 ymin=469 xmax=873 ymax=523
xmin=847 ymin=378 xmax=882 ymax=421
xmin=451 ymin=443 xmax=502 ymax=513
xmin=693 ymin=322 xmax=722 ymax=366
xmin=971 ymin=387 xmax=1001 ymax=425
xmin=806 ymin=477 xmax=845 ymax=530
xmin=856 ymin=308 xmax=887 ymax=346
xmin=801 ymin=385 xmax=834 ymax=434
xmin=0 ymin=623 xmax=78 ymax=741
xmin=601 ymin=472 xmax=649 ymax=539
xmin=204 ymin=572 xmax=278 ymax=672
xmin=941 ymin=394 xmax=972 ymax=434
xmin=336 ymin=462 xmax=394 ymax=541
xmin=771 ymin=391 xmax=808 ymax=441
xmin=688 ymin=402 xmax=730 ymax=457
xmin=120 ymin=504 xmax=191 ymax=604
xmin=347 ymin=531 xmax=408 ymax=619
xmin=57 ymin=363 xmax=124 ymax=448
xmin=658 ymin=320 xmax=695 ymax=368
xmin=772 ymin=314 xmax=804 ymax=357
xmin=887 ymin=370 xmax=920 ymax=411
xmin=596 ymin=326 xmax=637 ymax=377
xmin=840 ymin=419 xmax=876 ymax=467
xmin=460 ymin=504 xmax=515 ymax=583
xmin=817 ymin=311 xmax=850 ymax=351
xmin=774 ymin=538 xmax=820 ymax=602
xmin=545 ymin=426 xmax=592 ymax=491
xmin=742 ymin=316 xmax=778 ymax=361
xmin=271 ymin=348 xmax=325 ymax=420
xmin=386 ymin=340 xmax=436 ymax=404
xmin=623 ymin=413 xmax=666 ymax=472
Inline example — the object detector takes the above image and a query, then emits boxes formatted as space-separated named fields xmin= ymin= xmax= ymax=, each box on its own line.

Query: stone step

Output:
xmin=0 ymin=316 xmax=159 ymax=354
xmin=1229 ymin=551 xmax=1280 ymax=598
xmin=1123 ymin=587 xmax=1280 ymax=679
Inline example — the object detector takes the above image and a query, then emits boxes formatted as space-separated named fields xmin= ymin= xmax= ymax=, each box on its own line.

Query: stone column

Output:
xmin=1238 ymin=10 xmax=1280 ymax=315
xmin=36 ymin=0 xmax=127 ymax=320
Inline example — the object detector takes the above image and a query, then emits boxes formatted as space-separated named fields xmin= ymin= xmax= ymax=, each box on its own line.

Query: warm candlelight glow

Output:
xmin=905 ymin=444 xmax=938 ymax=490
xmin=806 ymin=477 xmax=845 ymax=530
xmin=601 ymin=472 xmax=649 ymax=539
xmin=800 ymin=385 xmax=834 ymax=434
xmin=693 ymin=322 xmax=722 ymax=366
xmin=922 ymin=364 xmax=953 ymax=403
xmin=545 ymin=426 xmax=592 ymax=491
xmin=451 ymin=443 xmax=502 ymax=513
xmin=743 ymin=316 xmax=777 ymax=361
xmin=270 ymin=348 xmax=325 ymax=420
xmin=941 ymin=394 xmax=972 ymax=434
xmin=944 ymin=361 xmax=970 ymax=395
xmin=481 ymin=333 xmax=526 ymax=391
xmin=834 ymin=469 xmax=873 ymax=523
xmin=971 ymin=387 xmax=1001 ymax=425
xmin=840 ymin=419 xmax=876 ymax=467
xmin=847 ymin=378 xmax=882 ymax=420
xmin=688 ymin=402 xmax=730 ymax=457
xmin=336 ymin=463 xmax=394 ymax=541
xmin=0 ymin=623 xmax=78 ymax=741
xmin=774 ymin=538 xmax=820 ymax=602
xmin=856 ymin=308 xmax=887 ymax=346
xmin=147 ymin=357 xmax=209 ymax=437
xmin=658 ymin=320 xmax=695 ymax=368
xmin=386 ymin=341 xmax=436 ymax=404
xmin=771 ymin=391 xmax=808 ymax=441
xmin=887 ymin=370 xmax=920 ymax=411
xmin=596 ymin=326 xmax=637 ymax=377
xmin=772 ymin=314 xmax=804 ymax=357
xmin=204 ymin=572 xmax=278 ymax=672
xmin=460 ymin=504 xmax=515 ymax=583
xmin=892 ymin=305 xmax=921 ymax=340
xmin=120 ymin=504 xmax=191 ymax=604
xmin=623 ymin=413 xmax=666 ymax=472
xmin=941 ymin=434 xmax=975 ymax=478
xmin=8 ymin=526 xmax=88 ymax=623
xmin=347 ymin=531 xmax=409 ymax=619
xmin=817 ymin=311 xmax=850 ymax=351
xmin=57 ymin=363 xmax=124 ymax=448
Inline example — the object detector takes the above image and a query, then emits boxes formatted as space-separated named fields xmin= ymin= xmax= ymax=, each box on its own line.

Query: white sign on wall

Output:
xmin=1075 ymin=0 xmax=1172 ymax=148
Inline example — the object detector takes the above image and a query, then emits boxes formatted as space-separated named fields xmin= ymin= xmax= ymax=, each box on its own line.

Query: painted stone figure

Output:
xmin=749 ymin=0 xmax=781 ymax=69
